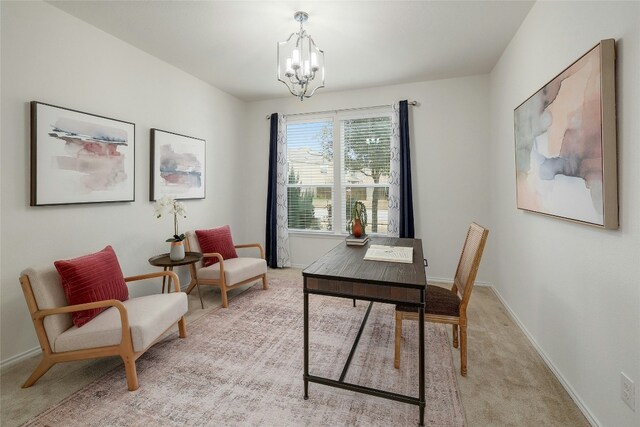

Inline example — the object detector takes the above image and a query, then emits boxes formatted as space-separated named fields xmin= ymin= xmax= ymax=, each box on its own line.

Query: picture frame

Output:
xmin=150 ymin=128 xmax=206 ymax=201
xmin=513 ymin=39 xmax=618 ymax=229
xmin=30 ymin=101 xmax=135 ymax=206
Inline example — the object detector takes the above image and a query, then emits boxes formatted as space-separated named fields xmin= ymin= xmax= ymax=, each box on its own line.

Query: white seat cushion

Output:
xmin=197 ymin=257 xmax=266 ymax=285
xmin=54 ymin=292 xmax=188 ymax=353
xmin=21 ymin=265 xmax=73 ymax=350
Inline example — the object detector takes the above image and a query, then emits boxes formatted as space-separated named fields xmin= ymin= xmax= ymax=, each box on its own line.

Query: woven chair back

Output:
xmin=453 ymin=222 xmax=489 ymax=304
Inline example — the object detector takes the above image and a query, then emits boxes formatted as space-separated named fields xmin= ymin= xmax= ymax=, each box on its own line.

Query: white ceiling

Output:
xmin=48 ymin=1 xmax=534 ymax=102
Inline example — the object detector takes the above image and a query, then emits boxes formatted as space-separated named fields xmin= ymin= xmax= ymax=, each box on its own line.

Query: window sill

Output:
xmin=287 ymin=230 xmax=347 ymax=239
xmin=287 ymin=230 xmax=388 ymax=239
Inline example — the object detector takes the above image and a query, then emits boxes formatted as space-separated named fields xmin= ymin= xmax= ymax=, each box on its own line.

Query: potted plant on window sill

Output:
xmin=348 ymin=200 xmax=368 ymax=238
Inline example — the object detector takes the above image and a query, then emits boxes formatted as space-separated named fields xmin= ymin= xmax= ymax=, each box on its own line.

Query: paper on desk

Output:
xmin=363 ymin=245 xmax=413 ymax=263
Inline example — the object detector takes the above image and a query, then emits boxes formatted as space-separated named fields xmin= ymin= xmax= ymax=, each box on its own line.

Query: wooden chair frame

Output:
xmin=394 ymin=223 xmax=489 ymax=376
xmin=184 ymin=242 xmax=267 ymax=308
xmin=20 ymin=270 xmax=187 ymax=391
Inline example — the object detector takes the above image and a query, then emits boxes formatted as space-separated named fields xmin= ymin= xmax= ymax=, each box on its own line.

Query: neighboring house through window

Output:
xmin=286 ymin=108 xmax=393 ymax=235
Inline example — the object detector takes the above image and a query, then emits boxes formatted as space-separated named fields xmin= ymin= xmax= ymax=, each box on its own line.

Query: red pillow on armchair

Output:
xmin=196 ymin=225 xmax=238 ymax=267
xmin=54 ymin=245 xmax=129 ymax=327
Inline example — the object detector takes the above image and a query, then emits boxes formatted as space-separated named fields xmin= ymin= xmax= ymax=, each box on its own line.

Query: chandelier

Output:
xmin=277 ymin=11 xmax=325 ymax=100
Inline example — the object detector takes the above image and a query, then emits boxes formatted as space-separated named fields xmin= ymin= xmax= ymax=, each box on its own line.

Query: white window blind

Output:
xmin=285 ymin=109 xmax=392 ymax=235
xmin=341 ymin=116 xmax=392 ymax=234
xmin=286 ymin=119 xmax=333 ymax=231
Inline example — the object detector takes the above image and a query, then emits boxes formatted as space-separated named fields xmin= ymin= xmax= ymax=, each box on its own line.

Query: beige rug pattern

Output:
xmin=23 ymin=278 xmax=465 ymax=426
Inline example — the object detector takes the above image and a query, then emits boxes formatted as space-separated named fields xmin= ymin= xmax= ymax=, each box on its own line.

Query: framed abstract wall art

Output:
xmin=30 ymin=102 xmax=135 ymax=206
xmin=514 ymin=39 xmax=618 ymax=229
xmin=150 ymin=129 xmax=205 ymax=201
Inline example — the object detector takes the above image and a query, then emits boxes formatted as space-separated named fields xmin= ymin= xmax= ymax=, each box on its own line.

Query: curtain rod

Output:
xmin=265 ymin=101 xmax=418 ymax=120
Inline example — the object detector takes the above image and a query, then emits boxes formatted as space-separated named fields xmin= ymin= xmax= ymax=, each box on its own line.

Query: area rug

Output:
xmin=23 ymin=278 xmax=465 ymax=427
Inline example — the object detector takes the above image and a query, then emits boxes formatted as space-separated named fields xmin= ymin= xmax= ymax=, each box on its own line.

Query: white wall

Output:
xmin=489 ymin=2 xmax=640 ymax=426
xmin=243 ymin=76 xmax=493 ymax=282
xmin=6 ymin=4 xmax=635 ymax=424
xmin=0 ymin=1 xmax=246 ymax=363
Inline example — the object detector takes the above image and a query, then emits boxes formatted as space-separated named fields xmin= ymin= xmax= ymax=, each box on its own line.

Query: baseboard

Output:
xmin=425 ymin=276 xmax=493 ymax=287
xmin=289 ymin=263 xmax=308 ymax=269
xmin=488 ymin=285 xmax=601 ymax=427
xmin=0 ymin=346 xmax=41 ymax=373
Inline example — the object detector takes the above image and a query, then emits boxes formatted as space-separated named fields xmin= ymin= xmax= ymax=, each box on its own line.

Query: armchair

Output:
xmin=185 ymin=229 xmax=267 ymax=308
xmin=20 ymin=259 xmax=187 ymax=391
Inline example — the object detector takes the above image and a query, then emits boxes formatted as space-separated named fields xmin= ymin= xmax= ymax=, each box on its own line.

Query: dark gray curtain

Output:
xmin=399 ymin=100 xmax=415 ymax=238
xmin=265 ymin=113 xmax=278 ymax=268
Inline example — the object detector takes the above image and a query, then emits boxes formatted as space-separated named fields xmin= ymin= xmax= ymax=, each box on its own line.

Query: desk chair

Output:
xmin=394 ymin=222 xmax=488 ymax=376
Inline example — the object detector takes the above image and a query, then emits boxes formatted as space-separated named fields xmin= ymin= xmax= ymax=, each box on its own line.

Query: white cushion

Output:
xmin=21 ymin=265 xmax=73 ymax=350
xmin=54 ymin=292 xmax=187 ymax=353
xmin=197 ymin=257 xmax=266 ymax=285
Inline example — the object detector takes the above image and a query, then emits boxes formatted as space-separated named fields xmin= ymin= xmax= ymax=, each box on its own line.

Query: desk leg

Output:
xmin=418 ymin=297 xmax=425 ymax=427
xmin=339 ymin=301 xmax=373 ymax=382
xmin=303 ymin=289 xmax=309 ymax=400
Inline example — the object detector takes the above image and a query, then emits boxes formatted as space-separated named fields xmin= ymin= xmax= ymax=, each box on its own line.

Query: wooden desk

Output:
xmin=302 ymin=237 xmax=427 ymax=426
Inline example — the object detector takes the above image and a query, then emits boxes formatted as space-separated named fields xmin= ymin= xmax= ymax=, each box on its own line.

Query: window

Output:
xmin=286 ymin=109 xmax=393 ymax=235
xmin=286 ymin=119 xmax=333 ymax=231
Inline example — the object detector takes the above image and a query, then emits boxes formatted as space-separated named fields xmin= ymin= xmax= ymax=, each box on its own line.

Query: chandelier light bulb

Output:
xmin=285 ymin=58 xmax=294 ymax=76
xmin=292 ymin=49 xmax=300 ymax=67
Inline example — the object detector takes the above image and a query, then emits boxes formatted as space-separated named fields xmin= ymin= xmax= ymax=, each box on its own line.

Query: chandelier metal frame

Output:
xmin=277 ymin=11 xmax=325 ymax=100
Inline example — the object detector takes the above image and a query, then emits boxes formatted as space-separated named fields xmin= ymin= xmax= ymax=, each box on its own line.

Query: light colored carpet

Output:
xmin=22 ymin=278 xmax=465 ymax=427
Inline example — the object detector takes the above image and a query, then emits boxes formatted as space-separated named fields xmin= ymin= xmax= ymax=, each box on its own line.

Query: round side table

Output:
xmin=148 ymin=251 xmax=204 ymax=309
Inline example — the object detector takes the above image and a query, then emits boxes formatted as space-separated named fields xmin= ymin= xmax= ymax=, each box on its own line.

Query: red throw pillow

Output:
xmin=54 ymin=246 xmax=129 ymax=327
xmin=196 ymin=226 xmax=238 ymax=267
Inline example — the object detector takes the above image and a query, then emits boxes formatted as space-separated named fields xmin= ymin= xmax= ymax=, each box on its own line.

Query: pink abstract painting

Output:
xmin=514 ymin=40 xmax=617 ymax=228
xmin=31 ymin=102 xmax=135 ymax=206
xmin=150 ymin=129 xmax=205 ymax=201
